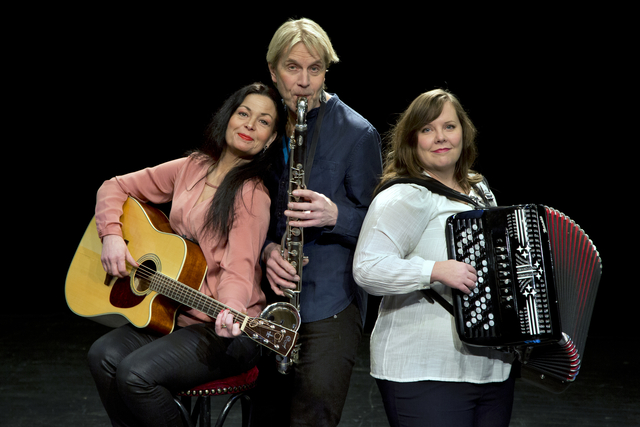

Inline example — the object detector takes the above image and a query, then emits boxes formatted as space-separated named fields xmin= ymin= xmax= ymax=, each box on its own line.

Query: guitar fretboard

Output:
xmin=141 ymin=268 xmax=243 ymax=323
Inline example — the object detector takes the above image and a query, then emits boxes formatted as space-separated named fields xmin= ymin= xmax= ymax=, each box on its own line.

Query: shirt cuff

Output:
xmin=420 ymin=259 xmax=435 ymax=289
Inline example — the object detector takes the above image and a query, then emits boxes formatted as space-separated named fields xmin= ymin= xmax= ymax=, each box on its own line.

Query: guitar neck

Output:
xmin=145 ymin=268 xmax=246 ymax=325
xmin=132 ymin=259 xmax=299 ymax=357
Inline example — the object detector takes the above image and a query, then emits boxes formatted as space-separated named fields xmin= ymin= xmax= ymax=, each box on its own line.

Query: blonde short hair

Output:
xmin=267 ymin=18 xmax=339 ymax=68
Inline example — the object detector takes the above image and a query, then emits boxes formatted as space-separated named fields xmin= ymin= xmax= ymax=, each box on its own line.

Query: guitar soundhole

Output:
xmin=132 ymin=259 xmax=157 ymax=294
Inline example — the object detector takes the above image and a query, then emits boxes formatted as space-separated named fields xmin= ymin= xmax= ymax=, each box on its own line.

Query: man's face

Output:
xmin=269 ymin=42 xmax=326 ymax=113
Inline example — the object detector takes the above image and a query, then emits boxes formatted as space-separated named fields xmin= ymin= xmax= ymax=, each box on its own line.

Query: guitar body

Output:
xmin=65 ymin=197 xmax=208 ymax=335
xmin=66 ymin=197 xmax=299 ymax=356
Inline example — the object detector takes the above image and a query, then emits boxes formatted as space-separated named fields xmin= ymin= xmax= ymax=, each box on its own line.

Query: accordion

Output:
xmin=445 ymin=204 xmax=602 ymax=392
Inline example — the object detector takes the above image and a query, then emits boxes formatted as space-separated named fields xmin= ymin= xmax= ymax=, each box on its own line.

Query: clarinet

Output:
xmin=276 ymin=96 xmax=308 ymax=374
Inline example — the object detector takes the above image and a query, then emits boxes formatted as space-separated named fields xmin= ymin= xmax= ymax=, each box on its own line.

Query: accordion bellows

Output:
xmin=446 ymin=205 xmax=602 ymax=392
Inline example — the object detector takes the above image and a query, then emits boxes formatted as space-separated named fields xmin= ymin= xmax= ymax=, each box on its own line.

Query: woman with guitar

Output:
xmin=87 ymin=82 xmax=284 ymax=426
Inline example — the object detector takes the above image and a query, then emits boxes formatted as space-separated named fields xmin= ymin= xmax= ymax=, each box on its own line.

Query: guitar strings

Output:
xmin=130 ymin=263 xmax=245 ymax=325
xmin=122 ymin=261 xmax=296 ymax=354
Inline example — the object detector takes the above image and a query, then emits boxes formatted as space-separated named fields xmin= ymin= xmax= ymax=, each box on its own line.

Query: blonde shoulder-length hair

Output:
xmin=266 ymin=18 xmax=339 ymax=69
xmin=377 ymin=88 xmax=483 ymax=195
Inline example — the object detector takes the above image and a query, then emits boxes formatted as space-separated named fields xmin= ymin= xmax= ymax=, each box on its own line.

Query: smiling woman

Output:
xmin=224 ymin=94 xmax=278 ymax=161
xmin=354 ymin=89 xmax=516 ymax=427
xmin=86 ymin=82 xmax=286 ymax=427
xmin=416 ymin=101 xmax=464 ymax=186
xmin=378 ymin=88 xmax=481 ymax=195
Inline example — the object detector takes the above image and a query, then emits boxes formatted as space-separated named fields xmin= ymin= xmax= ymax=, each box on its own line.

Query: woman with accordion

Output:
xmin=353 ymin=89 xmax=516 ymax=427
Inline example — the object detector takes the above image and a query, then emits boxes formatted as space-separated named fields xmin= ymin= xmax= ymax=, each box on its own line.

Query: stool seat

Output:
xmin=177 ymin=366 xmax=259 ymax=397
xmin=175 ymin=366 xmax=259 ymax=427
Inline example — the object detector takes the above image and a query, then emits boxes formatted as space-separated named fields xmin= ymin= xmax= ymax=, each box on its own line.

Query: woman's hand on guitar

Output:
xmin=101 ymin=235 xmax=138 ymax=278
xmin=215 ymin=309 xmax=241 ymax=338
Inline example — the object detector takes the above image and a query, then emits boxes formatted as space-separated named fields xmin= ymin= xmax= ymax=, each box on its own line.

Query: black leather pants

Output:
xmin=87 ymin=322 xmax=260 ymax=427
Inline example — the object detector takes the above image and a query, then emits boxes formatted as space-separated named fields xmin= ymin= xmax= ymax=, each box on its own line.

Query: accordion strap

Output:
xmin=373 ymin=176 xmax=492 ymax=315
xmin=374 ymin=176 xmax=484 ymax=207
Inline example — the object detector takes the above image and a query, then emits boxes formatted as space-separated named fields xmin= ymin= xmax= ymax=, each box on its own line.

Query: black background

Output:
xmin=12 ymin=7 xmax=630 ymax=342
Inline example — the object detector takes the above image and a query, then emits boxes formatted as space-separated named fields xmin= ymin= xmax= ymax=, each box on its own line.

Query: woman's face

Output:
xmin=225 ymin=94 xmax=278 ymax=160
xmin=416 ymin=101 xmax=463 ymax=177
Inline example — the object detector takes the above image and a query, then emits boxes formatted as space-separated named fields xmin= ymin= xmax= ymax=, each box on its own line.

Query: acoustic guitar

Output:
xmin=65 ymin=197 xmax=300 ymax=358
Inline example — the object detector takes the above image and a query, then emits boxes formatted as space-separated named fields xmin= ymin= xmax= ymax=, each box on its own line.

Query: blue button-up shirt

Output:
xmin=263 ymin=94 xmax=382 ymax=323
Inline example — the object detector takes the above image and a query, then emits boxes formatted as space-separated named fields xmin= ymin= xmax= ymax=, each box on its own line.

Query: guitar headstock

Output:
xmin=242 ymin=317 xmax=299 ymax=357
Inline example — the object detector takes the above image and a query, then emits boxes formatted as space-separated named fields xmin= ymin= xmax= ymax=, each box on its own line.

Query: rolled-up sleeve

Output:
xmin=95 ymin=158 xmax=185 ymax=239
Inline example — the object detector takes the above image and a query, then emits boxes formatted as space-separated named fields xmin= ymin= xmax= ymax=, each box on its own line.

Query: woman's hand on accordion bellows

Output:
xmin=262 ymin=242 xmax=308 ymax=296
xmin=431 ymin=260 xmax=477 ymax=295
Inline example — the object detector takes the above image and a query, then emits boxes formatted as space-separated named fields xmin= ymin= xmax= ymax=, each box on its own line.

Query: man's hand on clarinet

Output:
xmin=284 ymin=189 xmax=338 ymax=228
xmin=262 ymin=242 xmax=309 ymax=296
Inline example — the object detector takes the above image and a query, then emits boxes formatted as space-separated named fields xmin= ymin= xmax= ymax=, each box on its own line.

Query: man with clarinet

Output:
xmin=255 ymin=17 xmax=383 ymax=427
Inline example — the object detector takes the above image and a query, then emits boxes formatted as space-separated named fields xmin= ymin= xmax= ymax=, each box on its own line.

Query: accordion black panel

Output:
xmin=445 ymin=204 xmax=602 ymax=392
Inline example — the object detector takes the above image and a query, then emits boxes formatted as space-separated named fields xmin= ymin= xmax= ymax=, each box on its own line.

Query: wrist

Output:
xmin=262 ymin=242 xmax=279 ymax=264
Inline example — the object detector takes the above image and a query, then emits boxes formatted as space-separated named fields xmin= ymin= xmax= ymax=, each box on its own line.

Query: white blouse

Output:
xmin=353 ymin=182 xmax=514 ymax=383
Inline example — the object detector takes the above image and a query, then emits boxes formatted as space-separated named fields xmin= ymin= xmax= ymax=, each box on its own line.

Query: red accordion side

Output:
xmin=446 ymin=204 xmax=603 ymax=393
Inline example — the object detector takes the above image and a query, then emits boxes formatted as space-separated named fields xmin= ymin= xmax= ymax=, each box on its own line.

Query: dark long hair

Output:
xmin=191 ymin=82 xmax=284 ymax=242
